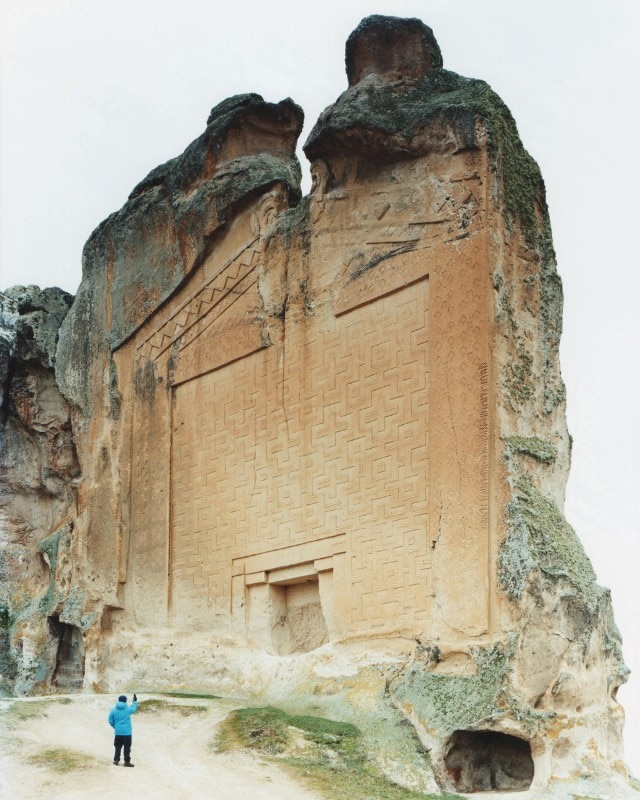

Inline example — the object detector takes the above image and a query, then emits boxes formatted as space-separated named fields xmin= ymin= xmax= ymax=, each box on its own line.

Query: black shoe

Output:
xmin=124 ymin=762 xmax=135 ymax=767
xmin=113 ymin=761 xmax=119 ymax=765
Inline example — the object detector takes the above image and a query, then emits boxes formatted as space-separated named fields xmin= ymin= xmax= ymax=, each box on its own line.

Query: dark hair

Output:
xmin=118 ymin=695 xmax=127 ymax=702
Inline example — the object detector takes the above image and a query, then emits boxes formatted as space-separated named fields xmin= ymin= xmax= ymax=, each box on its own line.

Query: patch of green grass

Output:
xmin=28 ymin=747 xmax=97 ymax=773
xmin=216 ymin=706 xmax=462 ymax=800
xmin=159 ymin=691 xmax=220 ymax=700
xmin=284 ymin=756 xmax=462 ymax=800
xmin=2 ymin=697 xmax=72 ymax=723
xmin=137 ymin=698 xmax=207 ymax=716
xmin=216 ymin=706 xmax=295 ymax=754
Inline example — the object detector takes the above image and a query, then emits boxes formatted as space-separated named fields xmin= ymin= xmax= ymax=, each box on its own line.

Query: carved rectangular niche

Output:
xmin=168 ymin=276 xmax=430 ymax=634
xmin=232 ymin=539 xmax=345 ymax=653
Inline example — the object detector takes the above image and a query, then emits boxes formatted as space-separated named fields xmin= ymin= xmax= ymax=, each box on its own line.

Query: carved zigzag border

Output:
xmin=136 ymin=238 xmax=260 ymax=362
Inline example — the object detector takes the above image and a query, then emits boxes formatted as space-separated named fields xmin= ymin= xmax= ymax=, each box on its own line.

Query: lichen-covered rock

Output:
xmin=0 ymin=287 xmax=80 ymax=694
xmin=0 ymin=286 xmax=72 ymax=369
xmin=0 ymin=16 xmax=635 ymax=799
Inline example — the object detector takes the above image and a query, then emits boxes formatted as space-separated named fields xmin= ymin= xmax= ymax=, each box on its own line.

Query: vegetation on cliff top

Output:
xmin=305 ymin=69 xmax=547 ymax=246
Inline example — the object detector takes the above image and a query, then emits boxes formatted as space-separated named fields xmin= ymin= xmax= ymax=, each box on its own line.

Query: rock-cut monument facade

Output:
xmin=0 ymin=15 xmax=635 ymax=798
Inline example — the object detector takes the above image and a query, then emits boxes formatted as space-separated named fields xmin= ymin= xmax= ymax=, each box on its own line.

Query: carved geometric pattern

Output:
xmin=317 ymin=173 xmax=481 ymax=287
xmin=427 ymin=241 xmax=490 ymax=634
xmin=136 ymin=238 xmax=259 ymax=362
xmin=170 ymin=279 xmax=430 ymax=627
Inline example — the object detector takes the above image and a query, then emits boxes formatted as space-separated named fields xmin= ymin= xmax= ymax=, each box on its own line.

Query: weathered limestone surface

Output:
xmin=0 ymin=16 xmax=635 ymax=799
xmin=0 ymin=286 xmax=82 ymax=693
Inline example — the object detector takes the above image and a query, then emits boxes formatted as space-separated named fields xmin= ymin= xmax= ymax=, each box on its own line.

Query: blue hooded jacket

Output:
xmin=108 ymin=698 xmax=138 ymax=735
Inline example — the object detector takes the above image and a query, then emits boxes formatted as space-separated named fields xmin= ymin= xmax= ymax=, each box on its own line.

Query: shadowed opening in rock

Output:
xmin=270 ymin=579 xmax=328 ymax=656
xmin=48 ymin=615 xmax=85 ymax=690
xmin=0 ymin=607 xmax=17 ymax=681
xmin=444 ymin=729 xmax=534 ymax=793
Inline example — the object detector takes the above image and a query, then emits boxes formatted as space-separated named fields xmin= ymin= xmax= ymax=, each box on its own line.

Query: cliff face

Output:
xmin=0 ymin=15 xmax=633 ymax=798
xmin=0 ymin=286 xmax=81 ymax=693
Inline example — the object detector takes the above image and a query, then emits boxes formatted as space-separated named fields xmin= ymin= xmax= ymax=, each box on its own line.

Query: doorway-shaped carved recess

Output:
xmin=269 ymin=577 xmax=329 ymax=655
xmin=48 ymin=615 xmax=85 ymax=691
xmin=241 ymin=553 xmax=341 ymax=655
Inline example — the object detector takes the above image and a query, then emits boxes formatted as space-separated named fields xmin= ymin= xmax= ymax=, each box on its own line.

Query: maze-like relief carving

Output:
xmin=170 ymin=278 xmax=430 ymax=628
xmin=426 ymin=244 xmax=490 ymax=633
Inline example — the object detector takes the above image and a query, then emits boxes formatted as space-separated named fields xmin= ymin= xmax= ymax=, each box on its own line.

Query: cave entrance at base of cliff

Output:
xmin=270 ymin=578 xmax=329 ymax=656
xmin=47 ymin=616 xmax=85 ymax=690
xmin=444 ymin=729 xmax=534 ymax=793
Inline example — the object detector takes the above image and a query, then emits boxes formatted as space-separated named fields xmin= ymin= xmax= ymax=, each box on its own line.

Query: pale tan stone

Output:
xmin=0 ymin=14 xmax=634 ymax=800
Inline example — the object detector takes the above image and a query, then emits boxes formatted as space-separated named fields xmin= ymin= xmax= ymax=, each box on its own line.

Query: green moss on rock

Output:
xmin=61 ymin=587 xmax=96 ymax=632
xmin=499 ymin=473 xmax=600 ymax=608
xmin=391 ymin=643 xmax=512 ymax=734
xmin=305 ymin=68 xmax=546 ymax=246
xmin=37 ymin=526 xmax=69 ymax=572
xmin=502 ymin=351 xmax=534 ymax=408
xmin=1 ymin=521 xmax=94 ymax=694
xmin=499 ymin=292 xmax=517 ymax=331
xmin=0 ymin=606 xmax=18 ymax=692
xmin=37 ymin=523 xmax=72 ymax=615
xmin=268 ymin=195 xmax=311 ymax=254
xmin=599 ymin=589 xmax=627 ymax=671
xmin=504 ymin=436 xmax=557 ymax=464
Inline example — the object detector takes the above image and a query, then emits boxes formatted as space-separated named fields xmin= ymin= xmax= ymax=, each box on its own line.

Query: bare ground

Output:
xmin=0 ymin=694 xmax=323 ymax=800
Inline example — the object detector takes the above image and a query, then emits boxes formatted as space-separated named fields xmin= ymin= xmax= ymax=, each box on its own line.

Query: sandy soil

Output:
xmin=0 ymin=694 xmax=322 ymax=800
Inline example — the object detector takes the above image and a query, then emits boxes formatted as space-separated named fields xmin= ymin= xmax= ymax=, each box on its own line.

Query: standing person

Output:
xmin=108 ymin=693 xmax=138 ymax=766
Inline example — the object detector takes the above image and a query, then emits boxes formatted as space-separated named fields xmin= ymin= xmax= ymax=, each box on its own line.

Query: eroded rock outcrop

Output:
xmin=0 ymin=286 xmax=83 ymax=693
xmin=0 ymin=16 xmax=634 ymax=799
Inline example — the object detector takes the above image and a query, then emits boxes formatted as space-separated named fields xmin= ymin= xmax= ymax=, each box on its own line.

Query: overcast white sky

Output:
xmin=1 ymin=0 xmax=639 ymax=778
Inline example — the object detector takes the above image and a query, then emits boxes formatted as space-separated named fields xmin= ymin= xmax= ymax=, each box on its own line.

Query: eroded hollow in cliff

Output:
xmin=47 ymin=615 xmax=85 ymax=690
xmin=270 ymin=579 xmax=329 ymax=656
xmin=444 ymin=730 xmax=534 ymax=792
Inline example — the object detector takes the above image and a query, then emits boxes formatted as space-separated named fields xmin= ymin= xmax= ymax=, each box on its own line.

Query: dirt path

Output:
xmin=0 ymin=694 xmax=323 ymax=800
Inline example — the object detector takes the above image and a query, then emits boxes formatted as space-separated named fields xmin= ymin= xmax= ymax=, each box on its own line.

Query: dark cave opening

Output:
xmin=444 ymin=729 xmax=534 ymax=793
xmin=48 ymin=615 xmax=85 ymax=690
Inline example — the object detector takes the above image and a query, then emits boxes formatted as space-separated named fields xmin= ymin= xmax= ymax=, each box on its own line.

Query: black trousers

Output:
xmin=114 ymin=734 xmax=132 ymax=763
